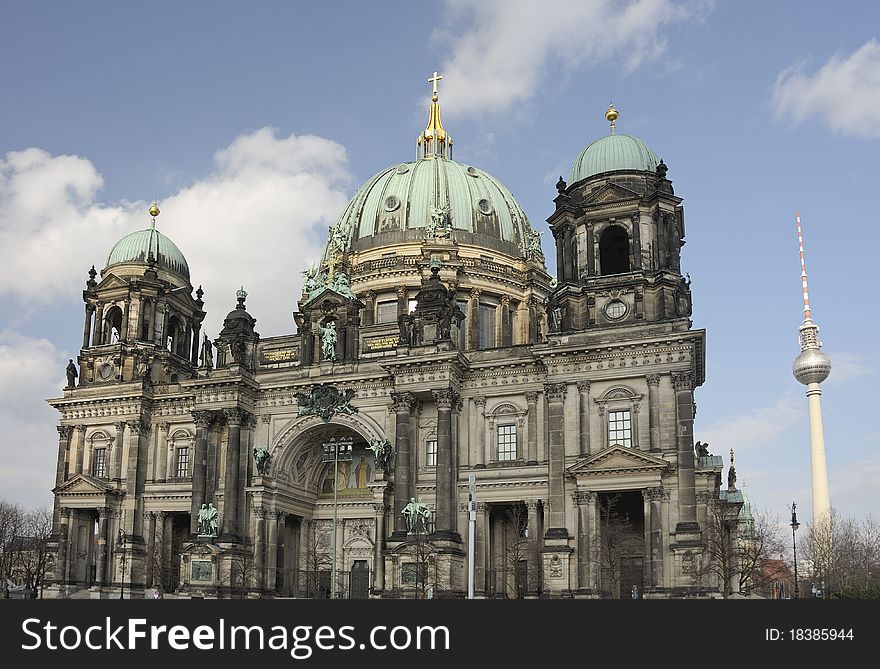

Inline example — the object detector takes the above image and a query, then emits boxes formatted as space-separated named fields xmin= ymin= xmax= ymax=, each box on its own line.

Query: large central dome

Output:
xmin=335 ymin=157 xmax=532 ymax=254
xmin=323 ymin=77 xmax=542 ymax=262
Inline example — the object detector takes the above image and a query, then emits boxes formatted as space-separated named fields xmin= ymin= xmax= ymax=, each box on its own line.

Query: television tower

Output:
xmin=791 ymin=211 xmax=832 ymax=528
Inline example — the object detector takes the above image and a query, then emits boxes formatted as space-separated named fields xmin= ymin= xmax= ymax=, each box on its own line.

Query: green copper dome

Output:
xmin=331 ymin=156 xmax=536 ymax=255
xmin=106 ymin=226 xmax=190 ymax=280
xmin=569 ymin=133 xmax=660 ymax=184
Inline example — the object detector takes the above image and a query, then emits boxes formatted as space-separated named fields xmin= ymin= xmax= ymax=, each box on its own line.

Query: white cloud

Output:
xmin=824 ymin=351 xmax=874 ymax=384
xmin=830 ymin=451 xmax=880 ymax=519
xmin=0 ymin=128 xmax=353 ymax=337
xmin=771 ymin=39 xmax=880 ymax=138
xmin=697 ymin=395 xmax=803 ymax=454
xmin=0 ymin=331 xmax=68 ymax=510
xmin=435 ymin=0 xmax=709 ymax=117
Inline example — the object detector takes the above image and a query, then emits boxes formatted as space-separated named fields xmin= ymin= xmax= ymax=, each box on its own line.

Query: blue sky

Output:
xmin=1 ymin=1 xmax=877 ymax=525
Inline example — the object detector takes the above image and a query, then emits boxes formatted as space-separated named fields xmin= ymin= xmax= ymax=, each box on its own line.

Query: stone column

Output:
xmin=543 ymin=383 xmax=568 ymax=538
xmin=53 ymin=426 xmax=73 ymax=529
xmin=124 ymin=420 xmax=149 ymax=536
xmin=154 ymin=511 xmax=166 ymax=588
xmin=150 ymin=300 xmax=159 ymax=345
xmin=222 ymin=408 xmax=247 ymax=537
xmin=432 ymin=389 xmax=458 ymax=539
xmin=631 ymin=212 xmax=642 ymax=270
xmin=473 ymin=396 xmax=487 ymax=468
xmin=474 ymin=502 xmax=488 ymax=596
xmin=63 ymin=508 xmax=76 ymax=583
xmin=190 ymin=320 xmax=201 ymax=365
xmin=647 ymin=374 xmax=662 ymax=452
xmin=574 ymin=491 xmax=595 ymax=591
xmin=525 ymin=392 xmax=539 ymax=464
xmin=73 ymin=424 xmax=86 ymax=476
xmin=373 ymin=504 xmax=386 ymax=592
xmin=253 ymin=507 xmax=266 ymax=590
xmin=95 ymin=507 xmax=109 ymax=586
xmin=93 ymin=302 xmax=104 ymax=346
xmin=576 ymin=381 xmax=591 ymax=456
xmin=526 ymin=499 xmax=541 ymax=594
xmin=82 ymin=304 xmax=94 ymax=349
xmin=363 ymin=291 xmax=376 ymax=326
xmin=554 ymin=229 xmax=565 ymax=283
xmin=671 ymin=371 xmax=699 ymax=533
xmin=585 ymin=221 xmax=595 ymax=276
xmin=190 ymin=410 xmax=213 ymax=534
xmin=644 ymin=487 xmax=664 ymax=588
xmin=500 ymin=295 xmax=511 ymax=346
xmin=111 ymin=422 xmax=125 ymax=481
xmin=396 ymin=286 xmax=408 ymax=318
xmin=121 ymin=298 xmax=131 ymax=342
xmin=146 ymin=512 xmax=157 ymax=586
xmin=155 ymin=423 xmax=169 ymax=482
xmin=390 ymin=392 xmax=416 ymax=534
xmin=469 ymin=289 xmax=480 ymax=350
xmin=563 ymin=225 xmax=574 ymax=283
xmin=266 ymin=511 xmax=281 ymax=591
xmin=632 ymin=402 xmax=641 ymax=449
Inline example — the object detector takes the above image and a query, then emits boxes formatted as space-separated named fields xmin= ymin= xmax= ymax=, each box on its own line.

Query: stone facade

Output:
xmin=45 ymin=101 xmax=727 ymax=599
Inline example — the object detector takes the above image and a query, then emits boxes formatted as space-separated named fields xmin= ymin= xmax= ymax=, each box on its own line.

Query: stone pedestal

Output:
xmin=177 ymin=538 xmax=252 ymax=598
xmin=540 ymin=538 xmax=574 ymax=596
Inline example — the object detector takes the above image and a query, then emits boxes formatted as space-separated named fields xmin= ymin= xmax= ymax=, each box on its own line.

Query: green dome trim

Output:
xmin=106 ymin=227 xmax=190 ymax=280
xmin=569 ymin=133 xmax=660 ymax=184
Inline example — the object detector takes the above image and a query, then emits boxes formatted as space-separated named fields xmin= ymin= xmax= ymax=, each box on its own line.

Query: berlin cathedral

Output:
xmin=46 ymin=74 xmax=731 ymax=599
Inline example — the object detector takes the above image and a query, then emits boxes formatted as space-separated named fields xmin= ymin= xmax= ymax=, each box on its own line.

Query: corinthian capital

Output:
xmin=543 ymin=383 xmax=567 ymax=402
xmin=390 ymin=392 xmax=416 ymax=413
xmin=671 ymin=371 xmax=694 ymax=391
xmin=646 ymin=373 xmax=661 ymax=387
xmin=432 ymin=388 xmax=460 ymax=410
xmin=191 ymin=410 xmax=214 ymax=428
xmin=224 ymin=407 xmax=250 ymax=426
xmin=57 ymin=425 xmax=74 ymax=441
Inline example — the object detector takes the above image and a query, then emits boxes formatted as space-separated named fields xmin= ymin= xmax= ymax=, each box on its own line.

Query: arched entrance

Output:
xmin=261 ymin=415 xmax=387 ymax=598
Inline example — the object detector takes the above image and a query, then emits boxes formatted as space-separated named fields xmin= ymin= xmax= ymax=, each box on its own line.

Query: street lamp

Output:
xmin=117 ymin=529 xmax=127 ymax=599
xmin=321 ymin=436 xmax=353 ymax=599
xmin=790 ymin=502 xmax=800 ymax=599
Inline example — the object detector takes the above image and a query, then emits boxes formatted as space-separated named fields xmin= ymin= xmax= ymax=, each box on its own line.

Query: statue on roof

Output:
xmin=320 ymin=320 xmax=338 ymax=361
xmin=695 ymin=441 xmax=710 ymax=458
xmin=428 ymin=205 xmax=451 ymax=238
xmin=65 ymin=359 xmax=78 ymax=388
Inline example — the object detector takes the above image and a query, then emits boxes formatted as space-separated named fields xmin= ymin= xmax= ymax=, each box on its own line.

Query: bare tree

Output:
xmin=800 ymin=511 xmax=880 ymax=599
xmin=300 ymin=523 xmax=333 ymax=599
xmin=222 ymin=539 xmax=258 ymax=599
xmin=597 ymin=495 xmax=638 ymax=599
xmin=0 ymin=501 xmax=25 ymax=598
xmin=13 ymin=508 xmax=53 ymax=598
xmin=500 ymin=503 xmax=529 ymax=598
xmin=700 ymin=499 xmax=784 ymax=598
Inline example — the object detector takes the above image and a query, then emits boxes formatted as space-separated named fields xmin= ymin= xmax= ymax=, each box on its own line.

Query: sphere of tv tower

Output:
xmin=792 ymin=348 xmax=832 ymax=385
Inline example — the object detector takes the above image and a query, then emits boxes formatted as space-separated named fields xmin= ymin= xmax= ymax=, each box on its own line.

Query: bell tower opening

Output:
xmin=599 ymin=225 xmax=630 ymax=275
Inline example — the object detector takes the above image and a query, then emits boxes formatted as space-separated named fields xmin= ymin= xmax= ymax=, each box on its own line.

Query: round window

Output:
xmin=466 ymin=166 xmax=479 ymax=177
xmin=384 ymin=195 xmax=400 ymax=212
xmin=396 ymin=164 xmax=409 ymax=175
xmin=477 ymin=198 xmax=493 ymax=215
xmin=604 ymin=299 xmax=627 ymax=320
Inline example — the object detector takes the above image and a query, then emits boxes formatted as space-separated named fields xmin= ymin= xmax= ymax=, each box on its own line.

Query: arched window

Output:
xmin=599 ymin=225 xmax=630 ymax=275
xmin=103 ymin=305 xmax=123 ymax=344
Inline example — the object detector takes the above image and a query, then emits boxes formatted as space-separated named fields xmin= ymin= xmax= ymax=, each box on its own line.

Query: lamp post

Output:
xmin=117 ymin=529 xmax=127 ymax=599
xmin=321 ymin=436 xmax=352 ymax=599
xmin=790 ymin=502 xmax=800 ymax=599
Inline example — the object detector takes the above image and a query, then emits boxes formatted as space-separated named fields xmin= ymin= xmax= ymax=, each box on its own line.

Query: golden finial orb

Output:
xmin=605 ymin=104 xmax=619 ymax=124
xmin=149 ymin=203 xmax=160 ymax=218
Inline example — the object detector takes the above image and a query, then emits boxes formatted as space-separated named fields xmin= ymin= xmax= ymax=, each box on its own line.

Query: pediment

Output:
xmin=54 ymin=474 xmax=120 ymax=496
xmin=95 ymin=274 xmax=130 ymax=291
xmin=567 ymin=445 xmax=670 ymax=476
xmin=584 ymin=183 xmax=641 ymax=205
xmin=302 ymin=288 xmax=363 ymax=310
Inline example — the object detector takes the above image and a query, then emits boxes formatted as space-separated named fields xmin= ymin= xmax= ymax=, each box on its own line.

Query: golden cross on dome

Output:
xmin=428 ymin=71 xmax=443 ymax=99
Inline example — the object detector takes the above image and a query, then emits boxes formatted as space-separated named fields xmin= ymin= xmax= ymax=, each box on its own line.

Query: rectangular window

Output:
xmin=376 ymin=300 xmax=397 ymax=324
xmin=479 ymin=303 xmax=496 ymax=349
xmin=497 ymin=424 xmax=517 ymax=461
xmin=608 ymin=409 xmax=633 ymax=448
xmin=425 ymin=439 xmax=437 ymax=467
xmin=176 ymin=446 xmax=190 ymax=478
xmin=92 ymin=448 xmax=107 ymax=478
xmin=402 ymin=562 xmax=428 ymax=585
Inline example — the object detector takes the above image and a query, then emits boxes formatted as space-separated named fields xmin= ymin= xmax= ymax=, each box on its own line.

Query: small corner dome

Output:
xmin=569 ymin=133 xmax=660 ymax=184
xmin=105 ymin=227 xmax=190 ymax=280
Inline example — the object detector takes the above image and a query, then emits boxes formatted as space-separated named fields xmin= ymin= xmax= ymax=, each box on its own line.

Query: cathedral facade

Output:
xmin=46 ymin=80 xmax=726 ymax=599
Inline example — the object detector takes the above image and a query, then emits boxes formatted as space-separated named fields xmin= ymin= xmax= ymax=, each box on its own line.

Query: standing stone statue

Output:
xmin=402 ymin=497 xmax=431 ymax=534
xmin=320 ymin=320 xmax=338 ymax=361
xmin=197 ymin=502 xmax=219 ymax=537
xmin=65 ymin=359 xmax=78 ymax=388
xmin=200 ymin=333 xmax=213 ymax=369
xmin=254 ymin=446 xmax=272 ymax=476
